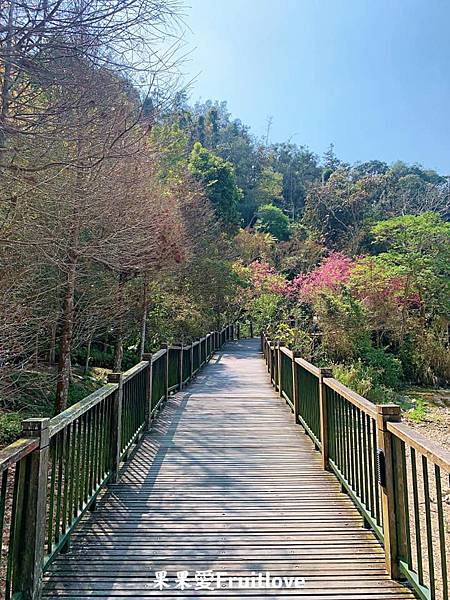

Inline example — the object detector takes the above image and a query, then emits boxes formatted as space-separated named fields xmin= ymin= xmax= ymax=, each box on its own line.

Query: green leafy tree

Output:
xmin=370 ymin=212 xmax=450 ymax=320
xmin=188 ymin=142 xmax=242 ymax=231
xmin=256 ymin=204 xmax=290 ymax=241
xmin=272 ymin=143 xmax=321 ymax=219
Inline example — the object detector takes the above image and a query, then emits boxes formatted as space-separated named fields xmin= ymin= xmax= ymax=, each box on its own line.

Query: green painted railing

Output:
xmin=0 ymin=324 xmax=236 ymax=600
xmin=262 ymin=331 xmax=450 ymax=600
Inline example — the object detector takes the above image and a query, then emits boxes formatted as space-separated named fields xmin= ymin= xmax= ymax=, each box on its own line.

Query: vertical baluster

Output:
xmin=5 ymin=461 xmax=22 ymax=600
xmin=54 ymin=431 xmax=64 ymax=546
xmin=411 ymin=447 xmax=424 ymax=586
xmin=361 ymin=411 xmax=369 ymax=511
xmin=346 ymin=402 xmax=354 ymax=489
xmin=12 ymin=418 xmax=50 ymax=598
xmin=372 ymin=419 xmax=381 ymax=526
xmin=422 ymin=456 xmax=435 ymax=599
xmin=319 ymin=369 xmax=332 ymax=469
xmin=0 ymin=469 xmax=8 ymax=556
xmin=67 ymin=420 xmax=77 ymax=525
xmin=434 ymin=464 xmax=448 ymax=600
xmin=108 ymin=373 xmax=123 ymax=483
xmin=84 ymin=409 xmax=93 ymax=503
xmin=73 ymin=417 xmax=82 ymax=519
xmin=79 ymin=413 xmax=87 ymax=511
xmin=366 ymin=414 xmax=375 ymax=518
xmin=61 ymin=423 xmax=71 ymax=538
xmin=377 ymin=404 xmax=402 ymax=578
xmin=343 ymin=399 xmax=351 ymax=484
xmin=352 ymin=405 xmax=360 ymax=499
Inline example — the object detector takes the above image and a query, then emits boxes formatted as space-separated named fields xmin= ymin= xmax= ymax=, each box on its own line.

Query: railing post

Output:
xmin=162 ymin=344 xmax=169 ymax=400
xmin=190 ymin=343 xmax=194 ymax=379
xmin=292 ymin=351 xmax=301 ymax=423
xmin=318 ymin=367 xmax=333 ymax=471
xmin=277 ymin=342 xmax=282 ymax=396
xmin=108 ymin=372 xmax=123 ymax=482
xmin=376 ymin=404 xmax=402 ymax=579
xmin=13 ymin=418 xmax=50 ymax=600
xmin=250 ymin=321 xmax=254 ymax=338
xmin=179 ymin=345 xmax=184 ymax=390
xmin=142 ymin=354 xmax=153 ymax=429
xmin=237 ymin=322 xmax=240 ymax=339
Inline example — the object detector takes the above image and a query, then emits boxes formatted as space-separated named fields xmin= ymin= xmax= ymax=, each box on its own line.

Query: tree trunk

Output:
xmin=139 ymin=279 xmax=148 ymax=359
xmin=0 ymin=0 xmax=15 ymax=148
xmin=113 ymin=277 xmax=125 ymax=372
xmin=84 ymin=335 xmax=92 ymax=374
xmin=48 ymin=321 xmax=57 ymax=365
xmin=55 ymin=255 xmax=77 ymax=414
xmin=113 ymin=324 xmax=123 ymax=372
xmin=33 ymin=332 xmax=39 ymax=367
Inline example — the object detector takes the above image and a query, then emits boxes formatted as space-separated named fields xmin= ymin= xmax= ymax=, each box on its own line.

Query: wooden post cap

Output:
xmin=108 ymin=372 xmax=123 ymax=383
xmin=319 ymin=367 xmax=333 ymax=377
xmin=22 ymin=417 xmax=50 ymax=447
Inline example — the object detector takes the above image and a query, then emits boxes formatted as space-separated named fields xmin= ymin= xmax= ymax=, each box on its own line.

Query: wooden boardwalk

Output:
xmin=43 ymin=339 xmax=415 ymax=599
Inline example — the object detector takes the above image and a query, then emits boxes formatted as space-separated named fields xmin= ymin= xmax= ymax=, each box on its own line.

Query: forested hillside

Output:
xmin=1 ymin=1 xmax=449 ymax=447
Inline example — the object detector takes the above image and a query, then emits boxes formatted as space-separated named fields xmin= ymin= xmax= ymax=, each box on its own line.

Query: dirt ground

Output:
xmin=404 ymin=387 xmax=450 ymax=451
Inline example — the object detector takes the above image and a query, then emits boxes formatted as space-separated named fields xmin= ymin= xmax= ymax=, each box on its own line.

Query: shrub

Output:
xmin=356 ymin=339 xmax=403 ymax=389
xmin=256 ymin=204 xmax=290 ymax=241
xmin=333 ymin=361 xmax=400 ymax=405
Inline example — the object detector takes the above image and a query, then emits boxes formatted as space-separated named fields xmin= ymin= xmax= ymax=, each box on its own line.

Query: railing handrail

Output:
xmin=0 ymin=437 xmax=39 ymax=472
xmin=387 ymin=420 xmax=450 ymax=471
xmin=49 ymin=382 xmax=119 ymax=437
xmin=261 ymin=330 xmax=449 ymax=600
xmin=294 ymin=355 xmax=321 ymax=377
xmin=323 ymin=376 xmax=378 ymax=418
xmin=0 ymin=322 xmax=239 ymax=600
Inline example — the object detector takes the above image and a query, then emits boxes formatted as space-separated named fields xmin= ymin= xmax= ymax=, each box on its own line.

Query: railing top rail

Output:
xmin=387 ymin=420 xmax=450 ymax=471
xmin=280 ymin=346 xmax=294 ymax=359
xmin=122 ymin=360 xmax=148 ymax=383
xmin=151 ymin=348 xmax=167 ymax=362
xmin=294 ymin=356 xmax=321 ymax=377
xmin=49 ymin=382 xmax=118 ymax=438
xmin=323 ymin=377 xmax=377 ymax=418
xmin=0 ymin=437 xmax=39 ymax=472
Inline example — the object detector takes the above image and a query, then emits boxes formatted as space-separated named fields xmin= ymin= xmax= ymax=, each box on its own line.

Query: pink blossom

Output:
xmin=248 ymin=261 xmax=288 ymax=295
xmin=290 ymin=253 xmax=353 ymax=301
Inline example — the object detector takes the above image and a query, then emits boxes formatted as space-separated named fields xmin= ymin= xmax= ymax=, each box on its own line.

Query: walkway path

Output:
xmin=43 ymin=339 xmax=415 ymax=598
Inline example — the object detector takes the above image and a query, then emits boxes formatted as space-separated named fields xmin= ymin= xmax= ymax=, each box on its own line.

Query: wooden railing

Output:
xmin=262 ymin=332 xmax=450 ymax=600
xmin=0 ymin=323 xmax=236 ymax=600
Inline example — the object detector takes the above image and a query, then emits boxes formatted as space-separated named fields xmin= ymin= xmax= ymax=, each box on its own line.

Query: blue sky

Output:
xmin=183 ymin=0 xmax=450 ymax=172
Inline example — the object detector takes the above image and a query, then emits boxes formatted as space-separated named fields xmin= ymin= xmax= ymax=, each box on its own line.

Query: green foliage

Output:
xmin=0 ymin=371 xmax=103 ymax=447
xmin=188 ymin=142 xmax=242 ymax=231
xmin=406 ymin=329 xmax=450 ymax=385
xmin=333 ymin=362 xmax=400 ymax=405
xmin=249 ymin=293 xmax=283 ymax=332
xmin=370 ymin=212 xmax=450 ymax=319
xmin=355 ymin=338 xmax=403 ymax=389
xmin=256 ymin=204 xmax=290 ymax=241
xmin=314 ymin=290 xmax=368 ymax=361
xmin=73 ymin=346 xmax=139 ymax=371
xmin=0 ymin=412 xmax=22 ymax=447
xmin=251 ymin=167 xmax=283 ymax=207
xmin=407 ymin=398 xmax=428 ymax=423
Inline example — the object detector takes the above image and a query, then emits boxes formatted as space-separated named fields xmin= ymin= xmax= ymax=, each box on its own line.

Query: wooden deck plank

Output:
xmin=43 ymin=339 xmax=416 ymax=599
